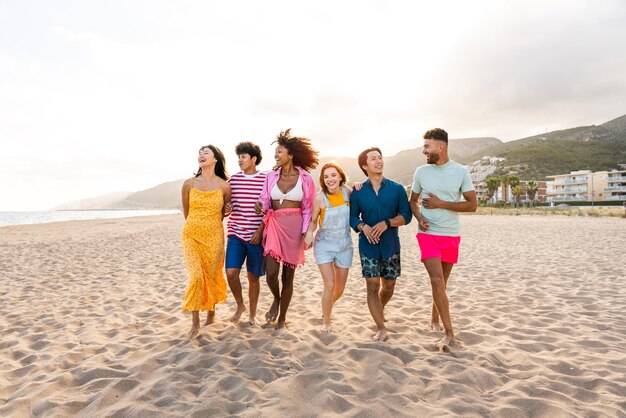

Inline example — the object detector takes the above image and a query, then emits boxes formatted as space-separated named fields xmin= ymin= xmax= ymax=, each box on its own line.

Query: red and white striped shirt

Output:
xmin=227 ymin=171 xmax=267 ymax=241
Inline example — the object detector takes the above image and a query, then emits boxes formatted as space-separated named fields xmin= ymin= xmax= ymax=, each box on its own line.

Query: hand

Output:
xmin=422 ymin=193 xmax=444 ymax=209
xmin=250 ymin=228 xmax=263 ymax=245
xmin=223 ymin=202 xmax=233 ymax=217
xmin=304 ymin=231 xmax=314 ymax=249
xmin=417 ymin=216 xmax=430 ymax=232
xmin=369 ymin=221 xmax=389 ymax=241
xmin=361 ymin=224 xmax=379 ymax=244
xmin=254 ymin=201 xmax=264 ymax=214
xmin=353 ymin=181 xmax=363 ymax=191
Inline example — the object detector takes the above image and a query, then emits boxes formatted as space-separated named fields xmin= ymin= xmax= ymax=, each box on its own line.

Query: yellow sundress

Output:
xmin=182 ymin=188 xmax=227 ymax=311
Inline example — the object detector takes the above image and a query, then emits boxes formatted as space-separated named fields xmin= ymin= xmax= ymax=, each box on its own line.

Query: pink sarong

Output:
xmin=263 ymin=208 xmax=305 ymax=268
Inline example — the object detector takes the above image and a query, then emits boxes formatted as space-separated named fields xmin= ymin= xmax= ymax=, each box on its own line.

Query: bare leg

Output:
xmin=265 ymin=256 xmax=281 ymax=323
xmin=379 ymin=278 xmax=396 ymax=323
xmin=430 ymin=262 xmax=454 ymax=332
xmin=187 ymin=311 xmax=200 ymax=340
xmin=318 ymin=263 xmax=335 ymax=332
xmin=275 ymin=265 xmax=295 ymax=329
xmin=332 ymin=265 xmax=349 ymax=304
xmin=424 ymin=258 xmax=454 ymax=347
xmin=205 ymin=308 xmax=215 ymax=325
xmin=247 ymin=272 xmax=260 ymax=326
xmin=226 ymin=268 xmax=246 ymax=323
xmin=366 ymin=277 xmax=388 ymax=341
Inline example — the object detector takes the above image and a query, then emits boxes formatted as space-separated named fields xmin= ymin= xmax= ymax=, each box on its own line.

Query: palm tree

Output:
xmin=506 ymin=175 xmax=520 ymax=206
xmin=486 ymin=177 xmax=500 ymax=203
xmin=526 ymin=180 xmax=539 ymax=208
xmin=512 ymin=184 xmax=525 ymax=208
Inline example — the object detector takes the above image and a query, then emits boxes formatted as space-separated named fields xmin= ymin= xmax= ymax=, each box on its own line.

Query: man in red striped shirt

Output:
xmin=226 ymin=142 xmax=267 ymax=325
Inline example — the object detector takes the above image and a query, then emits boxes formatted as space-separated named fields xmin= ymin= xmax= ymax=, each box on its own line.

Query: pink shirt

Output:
xmin=258 ymin=166 xmax=315 ymax=234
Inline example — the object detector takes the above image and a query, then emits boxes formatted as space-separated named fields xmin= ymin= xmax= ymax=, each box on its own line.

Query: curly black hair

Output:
xmin=235 ymin=141 xmax=262 ymax=166
xmin=272 ymin=128 xmax=319 ymax=172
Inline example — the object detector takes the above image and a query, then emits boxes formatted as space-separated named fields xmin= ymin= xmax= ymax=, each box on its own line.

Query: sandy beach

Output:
xmin=1 ymin=214 xmax=625 ymax=417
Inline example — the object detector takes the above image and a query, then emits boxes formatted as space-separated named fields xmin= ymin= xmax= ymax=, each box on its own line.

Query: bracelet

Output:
xmin=384 ymin=219 xmax=391 ymax=228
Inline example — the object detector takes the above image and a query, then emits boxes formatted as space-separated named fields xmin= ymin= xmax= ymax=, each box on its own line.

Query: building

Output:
xmin=603 ymin=169 xmax=626 ymax=201
xmin=474 ymin=179 xmax=547 ymax=204
xmin=546 ymin=170 xmax=608 ymax=203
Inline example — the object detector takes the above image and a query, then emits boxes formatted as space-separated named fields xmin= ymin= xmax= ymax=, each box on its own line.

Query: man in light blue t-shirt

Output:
xmin=409 ymin=128 xmax=477 ymax=350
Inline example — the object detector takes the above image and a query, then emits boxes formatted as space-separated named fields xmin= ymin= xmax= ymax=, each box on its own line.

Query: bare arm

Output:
xmin=249 ymin=222 xmax=265 ymax=245
xmin=304 ymin=193 xmax=323 ymax=249
xmin=409 ymin=191 xmax=429 ymax=232
xmin=181 ymin=179 xmax=193 ymax=220
xmin=221 ymin=183 xmax=232 ymax=219
xmin=422 ymin=190 xmax=477 ymax=212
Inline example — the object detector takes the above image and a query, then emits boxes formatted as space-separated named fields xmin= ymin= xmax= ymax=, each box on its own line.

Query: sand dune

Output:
xmin=1 ymin=214 xmax=625 ymax=417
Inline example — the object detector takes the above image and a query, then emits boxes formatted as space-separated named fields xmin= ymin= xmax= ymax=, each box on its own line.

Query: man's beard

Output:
xmin=427 ymin=153 xmax=439 ymax=164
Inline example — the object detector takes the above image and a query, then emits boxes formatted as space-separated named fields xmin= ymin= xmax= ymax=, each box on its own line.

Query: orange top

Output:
xmin=319 ymin=191 xmax=347 ymax=227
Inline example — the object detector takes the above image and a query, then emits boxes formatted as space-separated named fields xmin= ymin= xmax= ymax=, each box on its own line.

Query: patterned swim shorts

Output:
xmin=359 ymin=252 xmax=401 ymax=281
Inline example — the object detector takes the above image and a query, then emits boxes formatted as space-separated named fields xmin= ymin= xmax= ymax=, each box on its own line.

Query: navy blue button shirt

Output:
xmin=349 ymin=177 xmax=412 ymax=259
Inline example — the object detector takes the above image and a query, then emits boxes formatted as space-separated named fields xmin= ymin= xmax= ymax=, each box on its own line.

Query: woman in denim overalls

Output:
xmin=305 ymin=162 xmax=353 ymax=333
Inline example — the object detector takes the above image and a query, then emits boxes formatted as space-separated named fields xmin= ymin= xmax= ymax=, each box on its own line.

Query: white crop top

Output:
xmin=271 ymin=175 xmax=303 ymax=204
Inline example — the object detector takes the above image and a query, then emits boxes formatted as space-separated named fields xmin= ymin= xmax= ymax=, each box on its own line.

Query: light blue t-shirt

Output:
xmin=412 ymin=160 xmax=474 ymax=236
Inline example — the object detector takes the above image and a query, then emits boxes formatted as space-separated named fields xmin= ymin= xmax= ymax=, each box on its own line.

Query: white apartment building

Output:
xmin=603 ymin=169 xmax=626 ymax=201
xmin=546 ymin=170 xmax=608 ymax=202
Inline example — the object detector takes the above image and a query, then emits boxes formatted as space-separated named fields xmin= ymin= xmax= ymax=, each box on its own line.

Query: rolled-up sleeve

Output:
xmin=350 ymin=191 xmax=362 ymax=232
xmin=398 ymin=186 xmax=412 ymax=225
xmin=300 ymin=171 xmax=316 ymax=233
xmin=258 ymin=170 xmax=275 ymax=212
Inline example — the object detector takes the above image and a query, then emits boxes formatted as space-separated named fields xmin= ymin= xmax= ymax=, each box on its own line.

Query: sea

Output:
xmin=0 ymin=210 xmax=181 ymax=228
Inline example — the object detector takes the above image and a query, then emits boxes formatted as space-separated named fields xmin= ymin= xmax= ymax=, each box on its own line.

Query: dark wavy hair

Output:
xmin=235 ymin=141 xmax=262 ymax=166
xmin=357 ymin=147 xmax=382 ymax=176
xmin=272 ymin=128 xmax=319 ymax=172
xmin=423 ymin=128 xmax=448 ymax=143
xmin=194 ymin=144 xmax=229 ymax=180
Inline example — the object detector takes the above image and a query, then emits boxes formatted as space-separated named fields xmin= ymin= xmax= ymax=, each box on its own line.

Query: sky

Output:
xmin=1 ymin=0 xmax=625 ymax=211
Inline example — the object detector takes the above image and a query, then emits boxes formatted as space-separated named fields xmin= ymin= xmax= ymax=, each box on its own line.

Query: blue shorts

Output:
xmin=225 ymin=236 xmax=265 ymax=277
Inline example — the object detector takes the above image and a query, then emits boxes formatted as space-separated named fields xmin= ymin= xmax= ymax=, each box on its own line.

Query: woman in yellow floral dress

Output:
xmin=181 ymin=145 xmax=231 ymax=340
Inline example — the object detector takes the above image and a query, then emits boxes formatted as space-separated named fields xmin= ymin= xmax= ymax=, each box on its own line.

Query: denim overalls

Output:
xmin=313 ymin=186 xmax=354 ymax=268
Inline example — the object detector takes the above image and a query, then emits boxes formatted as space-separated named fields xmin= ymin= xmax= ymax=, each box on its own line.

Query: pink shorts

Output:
xmin=416 ymin=233 xmax=461 ymax=264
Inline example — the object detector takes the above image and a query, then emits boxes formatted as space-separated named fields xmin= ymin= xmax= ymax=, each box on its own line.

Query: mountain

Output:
xmin=52 ymin=181 xmax=184 ymax=210
xmin=111 ymin=179 xmax=185 ymax=209
xmin=460 ymin=114 xmax=626 ymax=180
xmin=314 ymin=137 xmax=502 ymax=186
xmin=53 ymin=116 xmax=626 ymax=209
xmin=52 ymin=191 xmax=134 ymax=210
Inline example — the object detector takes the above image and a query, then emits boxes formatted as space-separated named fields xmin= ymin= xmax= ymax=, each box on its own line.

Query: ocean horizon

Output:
xmin=0 ymin=210 xmax=180 ymax=227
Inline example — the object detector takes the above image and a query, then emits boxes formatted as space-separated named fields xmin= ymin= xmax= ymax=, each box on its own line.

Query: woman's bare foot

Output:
xmin=372 ymin=329 xmax=388 ymax=342
xmin=436 ymin=333 xmax=455 ymax=351
xmin=319 ymin=323 xmax=332 ymax=333
xmin=205 ymin=311 xmax=215 ymax=325
xmin=275 ymin=318 xmax=287 ymax=330
xmin=186 ymin=325 xmax=199 ymax=341
xmin=265 ymin=299 xmax=279 ymax=323
xmin=431 ymin=321 xmax=443 ymax=332
xmin=230 ymin=304 xmax=246 ymax=323
xmin=248 ymin=316 xmax=260 ymax=326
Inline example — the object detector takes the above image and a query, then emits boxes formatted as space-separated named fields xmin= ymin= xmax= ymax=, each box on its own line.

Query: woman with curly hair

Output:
xmin=181 ymin=145 xmax=231 ymax=340
xmin=255 ymin=129 xmax=319 ymax=329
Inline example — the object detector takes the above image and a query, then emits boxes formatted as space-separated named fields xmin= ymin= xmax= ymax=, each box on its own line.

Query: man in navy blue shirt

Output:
xmin=350 ymin=147 xmax=412 ymax=341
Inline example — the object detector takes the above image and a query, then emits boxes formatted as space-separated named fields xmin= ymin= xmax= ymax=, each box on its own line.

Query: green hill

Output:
xmin=462 ymin=115 xmax=626 ymax=180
